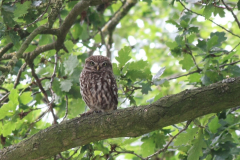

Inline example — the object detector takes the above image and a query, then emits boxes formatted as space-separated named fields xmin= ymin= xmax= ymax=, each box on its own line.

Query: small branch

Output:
xmin=0 ymin=93 xmax=10 ymax=105
xmin=49 ymin=52 xmax=59 ymax=124
xmin=0 ymin=43 xmax=14 ymax=58
xmin=0 ymin=87 xmax=8 ymax=93
xmin=99 ymin=28 xmax=111 ymax=59
xmin=220 ymin=60 xmax=240 ymax=68
xmin=62 ymin=95 xmax=69 ymax=122
xmin=167 ymin=70 xmax=201 ymax=80
xmin=230 ymin=41 xmax=240 ymax=53
xmin=221 ymin=0 xmax=240 ymax=29
xmin=107 ymin=31 xmax=113 ymax=60
xmin=21 ymin=1 xmax=51 ymax=30
xmin=184 ymin=36 xmax=201 ymax=71
xmin=30 ymin=63 xmax=49 ymax=102
xmin=144 ymin=120 xmax=192 ymax=160
xmin=179 ymin=0 xmax=240 ymax=39
xmin=14 ymin=63 xmax=27 ymax=88
xmin=23 ymin=42 xmax=56 ymax=63
xmin=66 ymin=146 xmax=81 ymax=160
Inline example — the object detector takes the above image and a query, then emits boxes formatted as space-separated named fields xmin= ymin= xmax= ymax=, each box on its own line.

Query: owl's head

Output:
xmin=84 ymin=55 xmax=113 ymax=72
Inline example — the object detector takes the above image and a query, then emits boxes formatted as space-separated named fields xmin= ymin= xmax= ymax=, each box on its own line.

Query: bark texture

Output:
xmin=1 ymin=77 xmax=240 ymax=160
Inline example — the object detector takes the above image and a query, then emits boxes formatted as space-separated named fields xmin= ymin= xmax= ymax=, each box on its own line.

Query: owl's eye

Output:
xmin=103 ymin=62 xmax=107 ymax=66
xmin=90 ymin=61 xmax=95 ymax=65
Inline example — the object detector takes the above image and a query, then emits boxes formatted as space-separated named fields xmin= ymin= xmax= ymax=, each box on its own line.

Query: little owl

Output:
xmin=79 ymin=55 xmax=118 ymax=114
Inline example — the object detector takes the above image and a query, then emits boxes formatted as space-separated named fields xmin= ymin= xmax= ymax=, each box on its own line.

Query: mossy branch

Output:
xmin=1 ymin=77 xmax=240 ymax=160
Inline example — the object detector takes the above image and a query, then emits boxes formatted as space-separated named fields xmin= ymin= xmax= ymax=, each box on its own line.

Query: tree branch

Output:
xmin=1 ymin=77 xmax=240 ymax=160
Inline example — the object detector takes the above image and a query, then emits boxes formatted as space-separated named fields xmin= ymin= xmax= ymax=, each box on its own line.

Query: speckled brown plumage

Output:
xmin=80 ymin=55 xmax=118 ymax=114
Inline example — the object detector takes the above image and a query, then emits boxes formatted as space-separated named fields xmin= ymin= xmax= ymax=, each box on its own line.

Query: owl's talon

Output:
xmin=94 ymin=110 xmax=103 ymax=113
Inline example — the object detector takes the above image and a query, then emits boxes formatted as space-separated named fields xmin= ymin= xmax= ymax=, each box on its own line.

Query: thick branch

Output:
xmin=1 ymin=77 xmax=240 ymax=160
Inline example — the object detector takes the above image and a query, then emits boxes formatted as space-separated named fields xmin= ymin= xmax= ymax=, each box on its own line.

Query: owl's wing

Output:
xmin=108 ymin=73 xmax=118 ymax=108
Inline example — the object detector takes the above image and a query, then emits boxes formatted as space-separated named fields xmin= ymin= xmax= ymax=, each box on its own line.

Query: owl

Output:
xmin=79 ymin=55 xmax=118 ymax=115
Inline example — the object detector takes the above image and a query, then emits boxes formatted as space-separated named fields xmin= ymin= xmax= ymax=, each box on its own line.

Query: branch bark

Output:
xmin=1 ymin=77 xmax=240 ymax=160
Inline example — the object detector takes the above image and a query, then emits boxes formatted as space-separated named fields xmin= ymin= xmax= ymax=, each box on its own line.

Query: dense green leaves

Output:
xmin=187 ymin=129 xmax=206 ymax=160
xmin=1 ymin=0 xmax=240 ymax=159
xmin=115 ymin=46 xmax=132 ymax=67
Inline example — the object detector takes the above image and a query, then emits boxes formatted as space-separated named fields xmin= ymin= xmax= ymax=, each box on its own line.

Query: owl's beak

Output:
xmin=97 ymin=65 xmax=99 ymax=71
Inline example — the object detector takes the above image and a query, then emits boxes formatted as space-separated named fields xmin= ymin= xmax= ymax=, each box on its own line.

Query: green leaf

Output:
xmin=39 ymin=35 xmax=52 ymax=46
xmin=196 ymin=39 xmax=207 ymax=51
xmin=19 ymin=92 xmax=33 ymax=105
xmin=188 ymin=73 xmax=201 ymax=83
xmin=14 ymin=1 xmax=31 ymax=18
xmin=188 ymin=27 xmax=199 ymax=34
xmin=115 ymin=46 xmax=132 ymax=67
xmin=214 ymin=7 xmax=225 ymax=17
xmin=71 ymin=23 xmax=82 ymax=39
xmin=227 ymin=65 xmax=240 ymax=76
xmin=2 ymin=121 xmax=16 ymax=137
xmin=9 ymin=89 xmax=19 ymax=105
xmin=94 ymin=34 xmax=101 ymax=43
xmin=2 ymin=5 xmax=16 ymax=27
xmin=210 ymin=32 xmax=227 ymax=47
xmin=208 ymin=116 xmax=221 ymax=133
xmin=60 ymin=80 xmax=73 ymax=92
xmin=207 ymin=35 xmax=218 ymax=51
xmin=238 ymin=0 xmax=240 ymax=10
xmin=141 ymin=136 xmax=155 ymax=157
xmin=179 ymin=54 xmax=195 ymax=70
xmin=166 ymin=41 xmax=178 ymax=49
xmin=0 ymin=102 xmax=16 ymax=119
xmin=180 ymin=20 xmax=188 ymax=28
xmin=64 ymin=40 xmax=75 ymax=53
xmin=187 ymin=129 xmax=206 ymax=160
xmin=166 ymin=19 xmax=180 ymax=28
xmin=80 ymin=24 xmax=89 ymax=40
xmin=112 ymin=63 xmax=120 ymax=76
xmin=68 ymin=98 xmax=85 ymax=118
xmin=201 ymin=75 xmax=212 ymax=86
xmin=126 ymin=69 xmax=151 ymax=81
xmin=142 ymin=0 xmax=152 ymax=5
xmin=128 ymin=60 xmax=148 ymax=71
xmin=9 ymin=31 xmax=20 ymax=48
xmin=175 ymin=35 xmax=184 ymax=46
xmin=141 ymin=82 xmax=152 ymax=94
xmin=203 ymin=4 xmax=214 ymax=19
xmin=174 ymin=128 xmax=199 ymax=146
xmin=64 ymin=55 xmax=79 ymax=75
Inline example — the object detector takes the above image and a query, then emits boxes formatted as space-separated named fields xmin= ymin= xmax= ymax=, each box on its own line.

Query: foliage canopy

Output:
xmin=0 ymin=0 xmax=240 ymax=159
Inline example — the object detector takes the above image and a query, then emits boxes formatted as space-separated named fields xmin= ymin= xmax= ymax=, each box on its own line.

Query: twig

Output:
xmin=62 ymin=95 xmax=69 ymax=122
xmin=220 ymin=60 xmax=240 ymax=68
xmin=49 ymin=53 xmax=58 ymax=103
xmin=221 ymin=0 xmax=240 ymax=29
xmin=179 ymin=0 xmax=240 ymax=39
xmin=0 ymin=87 xmax=8 ymax=92
xmin=0 ymin=93 xmax=10 ymax=105
xmin=111 ymin=148 xmax=144 ymax=160
xmin=184 ymin=36 xmax=201 ymax=71
xmin=0 ymin=43 xmax=14 ymax=58
xmin=229 ymin=41 xmax=240 ymax=53
xmin=66 ymin=146 xmax=81 ymax=160
xmin=20 ymin=1 xmax=51 ymax=30
xmin=14 ymin=63 xmax=27 ymax=88
xmin=144 ymin=120 xmax=192 ymax=160
xmin=30 ymin=64 xmax=49 ymax=101
xmin=107 ymin=31 xmax=113 ymax=60
xmin=30 ymin=63 xmax=58 ymax=123
xmin=167 ymin=70 xmax=201 ymax=80
xmin=49 ymin=52 xmax=59 ymax=124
